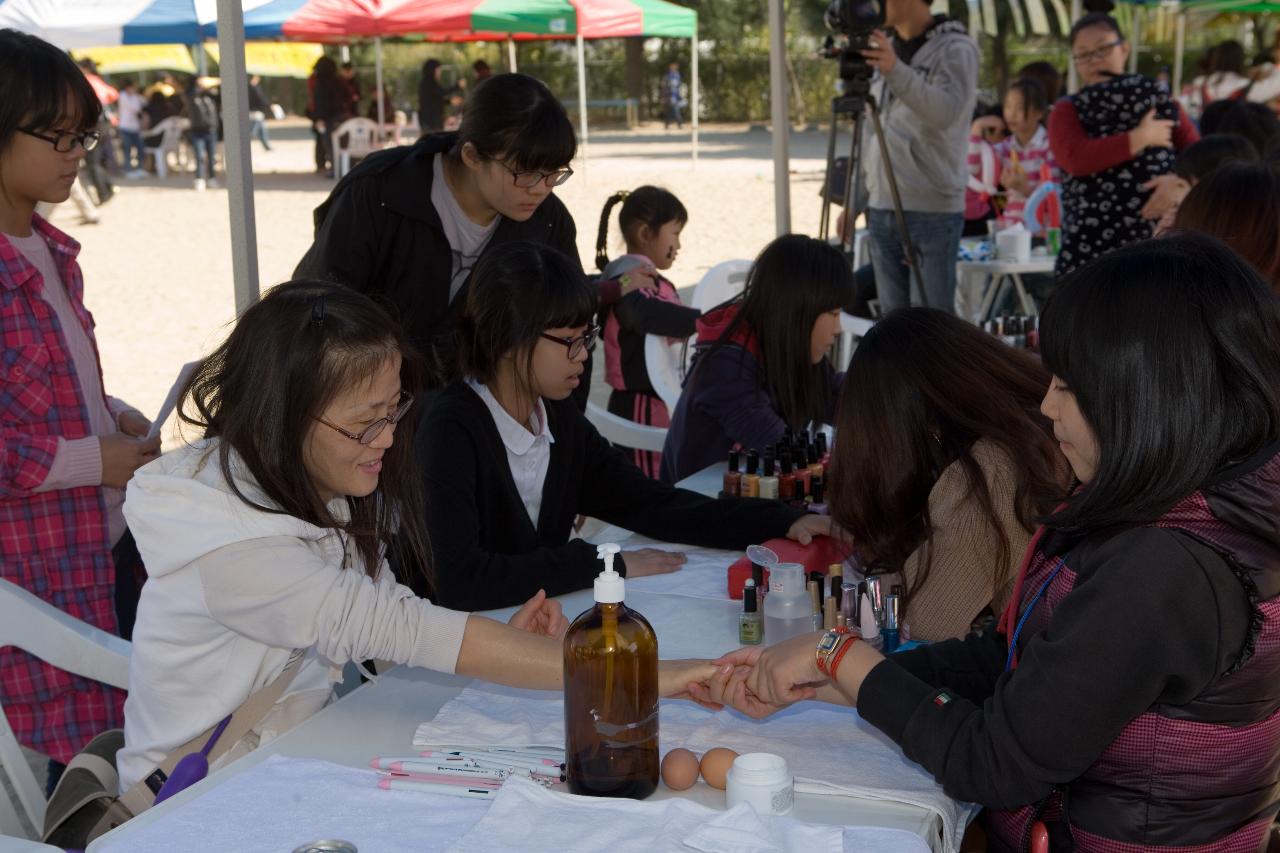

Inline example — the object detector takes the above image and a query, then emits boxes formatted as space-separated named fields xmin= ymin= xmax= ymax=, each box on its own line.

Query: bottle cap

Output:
xmin=743 ymin=579 xmax=758 ymax=613
xmin=728 ymin=449 xmax=740 ymax=472
xmin=828 ymin=562 xmax=843 ymax=578
xmin=763 ymin=456 xmax=775 ymax=477
xmin=594 ymin=543 xmax=625 ymax=603
xmin=811 ymin=477 xmax=825 ymax=503
xmin=746 ymin=544 xmax=779 ymax=568
xmin=746 ymin=449 xmax=759 ymax=475
xmin=780 ymin=454 xmax=793 ymax=475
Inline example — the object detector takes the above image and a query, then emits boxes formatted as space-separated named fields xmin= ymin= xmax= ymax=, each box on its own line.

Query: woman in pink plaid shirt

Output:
xmin=0 ymin=29 xmax=160 ymax=790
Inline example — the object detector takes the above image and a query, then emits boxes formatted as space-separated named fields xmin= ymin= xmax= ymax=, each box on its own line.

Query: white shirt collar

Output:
xmin=467 ymin=378 xmax=555 ymax=455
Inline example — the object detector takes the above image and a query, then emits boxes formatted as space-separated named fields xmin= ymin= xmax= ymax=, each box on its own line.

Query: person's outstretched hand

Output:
xmin=659 ymin=659 xmax=720 ymax=701
xmin=507 ymin=588 xmax=569 ymax=639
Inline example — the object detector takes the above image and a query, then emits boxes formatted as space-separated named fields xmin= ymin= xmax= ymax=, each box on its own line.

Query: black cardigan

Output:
xmin=413 ymin=381 xmax=807 ymax=611
xmin=294 ymin=132 xmax=583 ymax=359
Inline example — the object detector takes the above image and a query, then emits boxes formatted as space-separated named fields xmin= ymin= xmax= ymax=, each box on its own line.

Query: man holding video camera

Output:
xmin=859 ymin=0 xmax=978 ymax=314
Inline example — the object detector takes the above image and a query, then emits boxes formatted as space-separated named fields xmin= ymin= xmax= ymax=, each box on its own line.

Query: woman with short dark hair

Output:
xmin=700 ymin=234 xmax=1280 ymax=849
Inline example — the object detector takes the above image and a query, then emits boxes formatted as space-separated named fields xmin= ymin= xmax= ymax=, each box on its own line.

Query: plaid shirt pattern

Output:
xmin=0 ymin=216 xmax=124 ymax=763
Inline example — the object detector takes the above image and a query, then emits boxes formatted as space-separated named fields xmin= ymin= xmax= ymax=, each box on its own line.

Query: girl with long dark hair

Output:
xmin=659 ymin=234 xmax=852 ymax=483
xmin=414 ymin=241 xmax=830 ymax=612
xmin=119 ymin=281 xmax=718 ymax=795
xmin=700 ymin=234 xmax=1280 ymax=849
xmin=828 ymin=309 xmax=1067 ymax=640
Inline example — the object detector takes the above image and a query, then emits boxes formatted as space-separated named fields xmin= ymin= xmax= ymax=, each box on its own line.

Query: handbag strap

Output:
xmin=117 ymin=649 xmax=306 ymax=816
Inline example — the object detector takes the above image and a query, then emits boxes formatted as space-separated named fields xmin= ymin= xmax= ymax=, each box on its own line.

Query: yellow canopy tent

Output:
xmin=70 ymin=44 xmax=196 ymax=74
xmin=204 ymin=42 xmax=323 ymax=79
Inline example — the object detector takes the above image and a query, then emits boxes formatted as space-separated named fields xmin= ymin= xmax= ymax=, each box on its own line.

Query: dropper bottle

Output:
xmin=563 ymin=544 xmax=659 ymax=799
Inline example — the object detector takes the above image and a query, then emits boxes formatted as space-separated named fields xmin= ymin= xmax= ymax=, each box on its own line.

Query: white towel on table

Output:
xmin=96 ymin=754 xmax=490 ymax=853
xmin=415 ymin=684 xmax=977 ymax=853
xmin=447 ymin=775 xmax=846 ymax=852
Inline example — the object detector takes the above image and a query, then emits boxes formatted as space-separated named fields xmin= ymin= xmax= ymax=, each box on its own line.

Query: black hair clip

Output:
xmin=310 ymin=296 xmax=326 ymax=332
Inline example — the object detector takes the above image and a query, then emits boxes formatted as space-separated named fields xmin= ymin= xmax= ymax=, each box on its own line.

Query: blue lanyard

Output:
xmin=1005 ymin=558 xmax=1067 ymax=672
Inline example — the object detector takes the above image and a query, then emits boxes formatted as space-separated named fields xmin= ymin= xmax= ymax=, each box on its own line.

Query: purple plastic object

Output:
xmin=153 ymin=715 xmax=231 ymax=804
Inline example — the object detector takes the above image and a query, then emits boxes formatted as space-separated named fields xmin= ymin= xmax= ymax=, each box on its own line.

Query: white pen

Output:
xmin=379 ymin=770 xmax=502 ymax=787
xmin=422 ymin=749 xmax=564 ymax=772
xmin=377 ymin=778 xmax=499 ymax=800
xmin=370 ymin=759 xmax=507 ymax=780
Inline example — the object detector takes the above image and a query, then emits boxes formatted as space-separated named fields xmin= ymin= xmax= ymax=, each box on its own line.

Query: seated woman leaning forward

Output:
xmin=695 ymin=234 xmax=1280 ymax=849
xmin=413 ymin=240 xmax=830 ymax=612
xmin=827 ymin=308 xmax=1069 ymax=641
xmin=118 ymin=281 xmax=717 ymax=794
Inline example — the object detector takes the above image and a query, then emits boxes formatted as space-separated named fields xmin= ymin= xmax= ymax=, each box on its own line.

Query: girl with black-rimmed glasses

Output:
xmin=296 ymin=72 xmax=656 ymax=413
xmin=0 ymin=28 xmax=162 ymax=792
xmin=413 ymin=240 xmax=831 ymax=612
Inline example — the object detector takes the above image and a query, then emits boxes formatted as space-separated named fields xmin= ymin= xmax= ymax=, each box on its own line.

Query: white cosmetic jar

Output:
xmin=725 ymin=752 xmax=794 ymax=816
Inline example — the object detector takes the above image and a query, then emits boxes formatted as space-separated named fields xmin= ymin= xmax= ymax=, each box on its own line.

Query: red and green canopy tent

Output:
xmin=228 ymin=0 xmax=700 ymax=154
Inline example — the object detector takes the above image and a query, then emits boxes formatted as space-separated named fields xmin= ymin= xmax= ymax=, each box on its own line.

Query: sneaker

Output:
xmin=194 ymin=178 xmax=207 ymax=192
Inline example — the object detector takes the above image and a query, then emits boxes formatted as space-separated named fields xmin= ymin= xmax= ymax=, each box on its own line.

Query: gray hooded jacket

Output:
xmin=862 ymin=18 xmax=979 ymax=214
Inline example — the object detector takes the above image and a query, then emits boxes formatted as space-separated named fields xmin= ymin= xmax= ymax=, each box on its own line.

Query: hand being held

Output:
xmin=620 ymin=548 xmax=686 ymax=578
xmin=507 ymin=588 xmax=569 ymax=639
xmin=100 ymin=433 xmax=161 ymax=488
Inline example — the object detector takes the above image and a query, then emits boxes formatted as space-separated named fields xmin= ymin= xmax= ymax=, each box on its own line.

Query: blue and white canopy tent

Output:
xmin=0 ymin=0 xmax=204 ymax=46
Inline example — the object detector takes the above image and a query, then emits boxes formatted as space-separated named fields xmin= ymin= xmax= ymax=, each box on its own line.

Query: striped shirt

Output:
xmin=995 ymin=125 xmax=1057 ymax=222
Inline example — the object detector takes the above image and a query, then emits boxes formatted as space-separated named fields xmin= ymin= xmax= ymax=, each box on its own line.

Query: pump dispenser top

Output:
xmin=594 ymin=543 xmax=625 ymax=603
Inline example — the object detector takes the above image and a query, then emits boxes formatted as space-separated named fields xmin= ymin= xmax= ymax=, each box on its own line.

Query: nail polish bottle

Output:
xmin=882 ymin=594 xmax=901 ymax=653
xmin=739 ymin=579 xmax=763 ymax=645
xmin=742 ymin=449 xmax=760 ymax=498
xmin=816 ymin=432 xmax=830 ymax=469
xmin=793 ymin=446 xmax=813 ymax=499
xmin=758 ymin=455 xmax=779 ymax=500
xmin=721 ymin=449 xmax=742 ymax=498
xmin=808 ymin=477 xmax=828 ymax=515
xmin=807 ymin=578 xmax=822 ymax=631
xmin=752 ymin=561 xmax=766 ymax=602
xmin=778 ymin=453 xmax=796 ymax=502
xmin=828 ymin=562 xmax=843 ymax=612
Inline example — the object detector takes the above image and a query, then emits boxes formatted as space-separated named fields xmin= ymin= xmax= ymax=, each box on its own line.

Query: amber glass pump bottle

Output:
xmin=563 ymin=543 xmax=659 ymax=799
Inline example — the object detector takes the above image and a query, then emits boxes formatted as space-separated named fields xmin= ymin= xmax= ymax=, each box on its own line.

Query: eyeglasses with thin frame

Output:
xmin=540 ymin=326 xmax=598 ymax=360
xmin=314 ymin=391 xmax=415 ymax=446
xmin=500 ymin=161 xmax=575 ymax=189
xmin=1072 ymin=40 xmax=1124 ymax=65
xmin=18 ymin=127 xmax=101 ymax=153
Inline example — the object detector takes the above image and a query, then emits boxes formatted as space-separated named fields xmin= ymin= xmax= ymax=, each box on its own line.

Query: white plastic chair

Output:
xmin=834 ymin=312 xmax=875 ymax=371
xmin=0 ymin=579 xmax=130 ymax=839
xmin=690 ymin=260 xmax=753 ymax=312
xmin=141 ymin=116 xmax=187 ymax=178
xmin=332 ymin=117 xmax=381 ymax=180
xmin=644 ymin=334 xmax=690 ymax=414
xmin=585 ymin=402 xmax=667 ymax=453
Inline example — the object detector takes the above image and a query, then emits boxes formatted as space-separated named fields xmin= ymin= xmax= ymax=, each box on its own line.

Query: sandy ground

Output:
xmin=48 ymin=118 xmax=848 ymax=436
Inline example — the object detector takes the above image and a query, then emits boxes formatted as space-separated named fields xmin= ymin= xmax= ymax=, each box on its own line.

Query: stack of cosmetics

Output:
xmin=719 ymin=428 xmax=832 ymax=512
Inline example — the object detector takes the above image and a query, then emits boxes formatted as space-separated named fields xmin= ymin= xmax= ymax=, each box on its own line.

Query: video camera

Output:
xmin=821 ymin=0 xmax=885 ymax=86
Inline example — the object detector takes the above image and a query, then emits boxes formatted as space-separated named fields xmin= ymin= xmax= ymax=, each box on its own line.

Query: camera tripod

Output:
xmin=818 ymin=68 xmax=928 ymax=308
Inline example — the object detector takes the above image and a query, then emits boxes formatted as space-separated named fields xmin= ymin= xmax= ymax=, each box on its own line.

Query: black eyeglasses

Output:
xmin=314 ymin=392 xmax=414 ymax=446
xmin=19 ymin=127 xmax=101 ymax=153
xmin=500 ymin=162 xmax=574 ymax=189
xmin=1072 ymin=40 xmax=1124 ymax=64
xmin=541 ymin=326 xmax=598 ymax=360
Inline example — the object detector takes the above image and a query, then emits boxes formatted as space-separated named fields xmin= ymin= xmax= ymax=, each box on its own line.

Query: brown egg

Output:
xmin=698 ymin=747 xmax=739 ymax=790
xmin=661 ymin=748 xmax=700 ymax=791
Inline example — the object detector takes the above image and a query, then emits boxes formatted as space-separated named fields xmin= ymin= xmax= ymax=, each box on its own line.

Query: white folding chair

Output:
xmin=643 ymin=334 xmax=690 ymax=414
xmin=0 ymin=579 xmax=130 ymax=839
xmin=585 ymin=402 xmax=667 ymax=453
xmin=332 ymin=117 xmax=381 ymax=180
xmin=141 ymin=116 xmax=186 ymax=178
xmin=690 ymin=260 xmax=753 ymax=312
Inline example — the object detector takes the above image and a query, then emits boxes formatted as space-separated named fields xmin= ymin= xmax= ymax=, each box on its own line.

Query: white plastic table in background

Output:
xmin=956 ymin=256 xmax=1056 ymax=320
